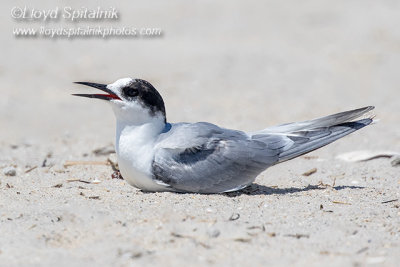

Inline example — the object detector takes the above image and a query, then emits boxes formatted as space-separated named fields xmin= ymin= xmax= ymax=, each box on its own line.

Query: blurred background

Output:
xmin=1 ymin=0 xmax=399 ymax=151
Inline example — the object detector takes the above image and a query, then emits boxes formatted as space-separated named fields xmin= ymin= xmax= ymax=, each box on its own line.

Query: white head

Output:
xmin=74 ymin=78 xmax=166 ymax=126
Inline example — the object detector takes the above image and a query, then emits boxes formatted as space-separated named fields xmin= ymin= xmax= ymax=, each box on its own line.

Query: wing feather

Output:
xmin=152 ymin=123 xmax=282 ymax=193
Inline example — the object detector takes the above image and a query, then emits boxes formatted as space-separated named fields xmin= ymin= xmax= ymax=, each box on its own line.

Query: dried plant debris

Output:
xmin=107 ymin=158 xmax=119 ymax=172
xmin=317 ymin=180 xmax=336 ymax=188
xmin=332 ymin=201 xmax=351 ymax=205
xmin=356 ymin=247 xmax=369 ymax=254
xmin=336 ymin=150 xmax=400 ymax=162
xmin=303 ymin=155 xmax=318 ymax=160
xmin=112 ymin=171 xmax=124 ymax=179
xmin=247 ymin=225 xmax=265 ymax=236
xmin=391 ymin=156 xmax=400 ymax=167
xmin=93 ymin=145 xmax=115 ymax=156
xmin=41 ymin=159 xmax=47 ymax=167
xmin=117 ymin=248 xmax=153 ymax=259
xmin=25 ymin=166 xmax=37 ymax=173
xmin=233 ymin=238 xmax=252 ymax=243
xmin=228 ymin=213 xmax=240 ymax=221
xmin=170 ymin=232 xmax=210 ymax=249
xmin=320 ymin=204 xmax=333 ymax=213
xmin=302 ymin=168 xmax=317 ymax=176
xmin=381 ymin=199 xmax=398 ymax=204
xmin=284 ymin=234 xmax=310 ymax=239
xmin=64 ymin=161 xmax=110 ymax=167
xmin=66 ymin=179 xmax=100 ymax=184
xmin=67 ymin=179 xmax=90 ymax=183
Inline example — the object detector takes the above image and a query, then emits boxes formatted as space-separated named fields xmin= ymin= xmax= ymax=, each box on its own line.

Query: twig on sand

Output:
xmin=64 ymin=160 xmax=110 ymax=167
xmin=92 ymin=145 xmax=115 ymax=156
xmin=332 ymin=201 xmax=351 ymax=205
xmin=25 ymin=166 xmax=37 ymax=173
xmin=234 ymin=238 xmax=252 ymax=243
xmin=107 ymin=158 xmax=119 ymax=172
xmin=170 ymin=232 xmax=210 ymax=249
xmin=303 ymin=155 xmax=318 ymax=160
xmin=247 ymin=225 xmax=266 ymax=236
xmin=302 ymin=168 xmax=317 ymax=176
xmin=317 ymin=178 xmax=336 ymax=188
xmin=284 ymin=234 xmax=309 ymax=239
xmin=66 ymin=179 xmax=91 ymax=184
xmin=381 ymin=199 xmax=398 ymax=204
xmin=357 ymin=247 xmax=369 ymax=254
xmin=320 ymin=204 xmax=334 ymax=213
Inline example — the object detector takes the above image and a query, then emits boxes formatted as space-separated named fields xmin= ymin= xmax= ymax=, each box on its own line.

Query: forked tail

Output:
xmin=253 ymin=106 xmax=375 ymax=163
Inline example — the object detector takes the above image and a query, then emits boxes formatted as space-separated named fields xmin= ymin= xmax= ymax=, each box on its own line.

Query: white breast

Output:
xmin=116 ymin=121 xmax=171 ymax=192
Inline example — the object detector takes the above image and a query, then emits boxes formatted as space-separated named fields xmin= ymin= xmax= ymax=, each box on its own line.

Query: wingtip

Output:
xmin=357 ymin=106 xmax=375 ymax=112
xmin=359 ymin=106 xmax=376 ymax=124
xmin=367 ymin=106 xmax=375 ymax=111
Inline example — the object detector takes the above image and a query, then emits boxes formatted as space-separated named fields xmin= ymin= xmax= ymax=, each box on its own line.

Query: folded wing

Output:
xmin=152 ymin=122 xmax=284 ymax=193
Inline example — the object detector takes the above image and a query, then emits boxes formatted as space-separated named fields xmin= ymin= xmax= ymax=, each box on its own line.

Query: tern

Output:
xmin=73 ymin=78 xmax=374 ymax=193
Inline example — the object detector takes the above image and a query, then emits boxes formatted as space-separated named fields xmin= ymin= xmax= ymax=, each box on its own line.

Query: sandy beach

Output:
xmin=1 ymin=1 xmax=399 ymax=266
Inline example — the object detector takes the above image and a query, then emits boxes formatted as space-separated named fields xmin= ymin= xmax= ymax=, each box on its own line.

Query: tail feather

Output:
xmin=251 ymin=106 xmax=375 ymax=163
xmin=277 ymin=118 xmax=373 ymax=163
xmin=258 ymin=106 xmax=374 ymax=135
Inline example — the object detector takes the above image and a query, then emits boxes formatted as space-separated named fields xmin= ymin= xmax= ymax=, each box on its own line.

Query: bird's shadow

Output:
xmin=138 ymin=182 xmax=365 ymax=196
xmin=223 ymin=183 xmax=365 ymax=197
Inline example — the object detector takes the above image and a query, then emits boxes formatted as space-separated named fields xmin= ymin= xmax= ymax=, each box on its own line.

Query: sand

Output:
xmin=1 ymin=1 xmax=399 ymax=266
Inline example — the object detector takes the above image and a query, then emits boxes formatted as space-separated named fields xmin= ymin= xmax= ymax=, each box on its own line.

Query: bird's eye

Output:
xmin=124 ymin=87 xmax=139 ymax=97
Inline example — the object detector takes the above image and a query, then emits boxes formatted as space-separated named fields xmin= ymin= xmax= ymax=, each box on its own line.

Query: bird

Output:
xmin=73 ymin=78 xmax=374 ymax=193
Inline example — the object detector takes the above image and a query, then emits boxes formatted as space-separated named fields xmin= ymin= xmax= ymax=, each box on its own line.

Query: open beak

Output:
xmin=73 ymin=82 xmax=121 ymax=101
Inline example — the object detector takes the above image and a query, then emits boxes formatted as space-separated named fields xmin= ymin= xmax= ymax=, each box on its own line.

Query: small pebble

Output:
xmin=3 ymin=167 xmax=16 ymax=176
xmin=207 ymin=228 xmax=220 ymax=238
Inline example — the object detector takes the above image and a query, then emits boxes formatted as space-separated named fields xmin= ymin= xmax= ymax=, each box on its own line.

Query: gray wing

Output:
xmin=152 ymin=122 xmax=285 ymax=193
